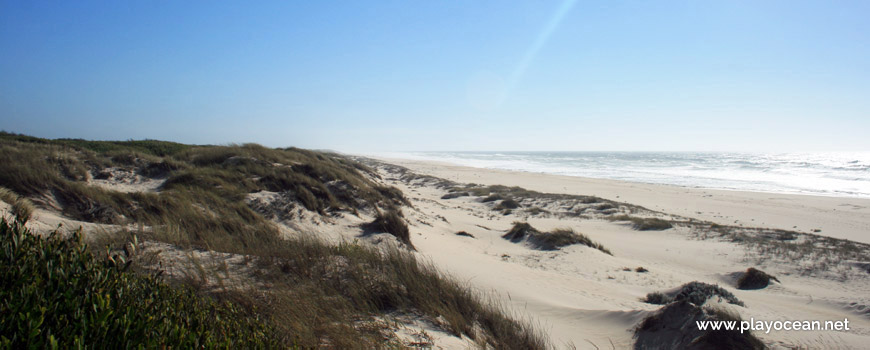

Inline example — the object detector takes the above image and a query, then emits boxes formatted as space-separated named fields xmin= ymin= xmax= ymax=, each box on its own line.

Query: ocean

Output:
xmin=384 ymin=152 xmax=870 ymax=198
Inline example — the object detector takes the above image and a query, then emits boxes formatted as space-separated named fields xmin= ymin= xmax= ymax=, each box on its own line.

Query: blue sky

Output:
xmin=1 ymin=1 xmax=868 ymax=151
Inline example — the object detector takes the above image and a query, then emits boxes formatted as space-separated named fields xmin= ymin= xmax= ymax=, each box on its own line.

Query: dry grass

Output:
xmin=608 ymin=215 xmax=673 ymax=231
xmin=0 ymin=133 xmax=549 ymax=349
xmin=503 ymin=222 xmax=612 ymax=254
xmin=0 ymin=187 xmax=34 ymax=223
xmin=365 ymin=209 xmax=414 ymax=249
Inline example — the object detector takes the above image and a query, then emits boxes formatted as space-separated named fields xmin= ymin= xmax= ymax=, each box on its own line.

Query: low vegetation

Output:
xmin=643 ymin=281 xmax=744 ymax=307
xmin=0 ymin=131 xmax=406 ymax=253
xmin=0 ymin=218 xmax=282 ymax=348
xmin=737 ymin=268 xmax=780 ymax=290
xmin=441 ymin=191 xmax=469 ymax=200
xmin=364 ymin=209 xmax=414 ymax=249
xmin=0 ymin=133 xmax=548 ymax=349
xmin=503 ymin=222 xmax=612 ymax=255
xmin=456 ymin=231 xmax=475 ymax=238
xmin=249 ymin=236 xmax=549 ymax=349
xmin=0 ymin=187 xmax=34 ymax=223
xmin=609 ymin=215 xmax=673 ymax=231
xmin=634 ymin=301 xmax=765 ymax=350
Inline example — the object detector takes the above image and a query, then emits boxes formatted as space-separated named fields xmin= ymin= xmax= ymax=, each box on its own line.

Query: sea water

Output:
xmin=384 ymin=152 xmax=870 ymax=198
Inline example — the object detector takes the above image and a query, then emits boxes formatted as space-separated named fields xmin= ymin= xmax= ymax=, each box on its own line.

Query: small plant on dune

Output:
xmin=481 ymin=194 xmax=502 ymax=202
xmin=455 ymin=231 xmax=475 ymax=238
xmin=0 ymin=187 xmax=34 ymax=223
xmin=643 ymin=292 xmax=670 ymax=305
xmin=502 ymin=222 xmax=538 ymax=242
xmin=643 ymin=281 xmax=744 ymax=307
xmin=609 ymin=215 xmax=673 ymax=231
xmin=498 ymin=198 xmax=520 ymax=209
xmin=694 ymin=307 xmax=766 ymax=350
xmin=503 ymin=223 xmax=612 ymax=254
xmin=635 ymin=301 xmax=764 ymax=350
xmin=737 ymin=267 xmax=780 ymax=290
xmin=440 ymin=191 xmax=469 ymax=200
xmin=366 ymin=209 xmax=414 ymax=249
xmin=525 ymin=207 xmax=548 ymax=216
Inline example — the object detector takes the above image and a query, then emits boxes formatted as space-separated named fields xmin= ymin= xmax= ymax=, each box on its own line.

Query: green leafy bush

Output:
xmin=0 ymin=218 xmax=284 ymax=348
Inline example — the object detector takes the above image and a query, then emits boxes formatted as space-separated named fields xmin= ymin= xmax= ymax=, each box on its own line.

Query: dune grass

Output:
xmin=608 ymin=215 xmax=673 ymax=231
xmin=503 ymin=222 xmax=612 ymax=254
xmin=0 ymin=133 xmax=549 ymax=349
xmin=365 ymin=209 xmax=414 ymax=249
xmin=0 ymin=187 xmax=34 ymax=223
xmin=248 ymin=236 xmax=549 ymax=349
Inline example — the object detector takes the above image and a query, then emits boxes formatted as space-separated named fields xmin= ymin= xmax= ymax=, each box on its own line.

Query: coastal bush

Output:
xmin=737 ymin=268 xmax=780 ymax=290
xmin=634 ymin=301 xmax=764 ymax=350
xmin=0 ymin=217 xmax=282 ymax=348
xmin=643 ymin=281 xmax=744 ymax=307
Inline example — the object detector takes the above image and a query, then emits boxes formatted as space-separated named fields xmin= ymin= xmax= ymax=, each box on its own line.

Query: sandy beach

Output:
xmin=381 ymin=157 xmax=870 ymax=245
xmin=367 ymin=157 xmax=870 ymax=349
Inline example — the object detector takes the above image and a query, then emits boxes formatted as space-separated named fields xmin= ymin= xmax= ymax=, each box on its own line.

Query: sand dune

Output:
xmin=370 ymin=157 xmax=870 ymax=349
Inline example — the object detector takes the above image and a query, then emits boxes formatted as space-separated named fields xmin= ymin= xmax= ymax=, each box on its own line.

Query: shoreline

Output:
xmin=372 ymin=156 xmax=870 ymax=244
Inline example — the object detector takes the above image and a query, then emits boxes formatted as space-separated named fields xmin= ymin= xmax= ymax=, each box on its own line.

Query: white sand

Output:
xmin=372 ymin=158 xmax=870 ymax=349
xmin=380 ymin=157 xmax=870 ymax=245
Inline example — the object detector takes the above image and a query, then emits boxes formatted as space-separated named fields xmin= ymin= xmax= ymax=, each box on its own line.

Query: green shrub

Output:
xmin=0 ymin=217 xmax=283 ymax=348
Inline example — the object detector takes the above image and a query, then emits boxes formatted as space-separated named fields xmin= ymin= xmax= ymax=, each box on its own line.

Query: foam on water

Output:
xmin=378 ymin=151 xmax=870 ymax=198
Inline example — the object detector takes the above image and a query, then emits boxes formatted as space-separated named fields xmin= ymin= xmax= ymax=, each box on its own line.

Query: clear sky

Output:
xmin=2 ymin=1 xmax=868 ymax=152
